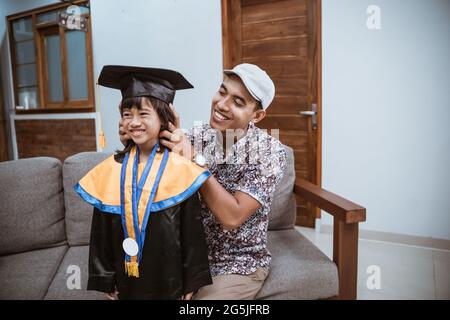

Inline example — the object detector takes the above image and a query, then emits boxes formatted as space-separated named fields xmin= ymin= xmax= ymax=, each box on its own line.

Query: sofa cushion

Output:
xmin=45 ymin=246 xmax=106 ymax=300
xmin=63 ymin=152 xmax=111 ymax=246
xmin=268 ymin=145 xmax=296 ymax=230
xmin=0 ymin=157 xmax=67 ymax=255
xmin=0 ymin=246 xmax=68 ymax=299
xmin=256 ymin=229 xmax=338 ymax=300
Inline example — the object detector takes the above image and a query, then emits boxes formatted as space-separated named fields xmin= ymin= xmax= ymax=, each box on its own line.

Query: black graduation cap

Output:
xmin=98 ymin=65 xmax=194 ymax=104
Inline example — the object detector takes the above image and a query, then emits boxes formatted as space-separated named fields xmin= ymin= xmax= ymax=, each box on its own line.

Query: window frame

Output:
xmin=7 ymin=0 xmax=94 ymax=114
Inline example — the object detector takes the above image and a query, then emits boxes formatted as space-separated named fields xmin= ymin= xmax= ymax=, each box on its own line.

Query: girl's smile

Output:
xmin=129 ymin=128 xmax=146 ymax=137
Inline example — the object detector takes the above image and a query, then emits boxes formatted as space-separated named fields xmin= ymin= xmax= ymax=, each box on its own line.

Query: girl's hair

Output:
xmin=116 ymin=96 xmax=175 ymax=158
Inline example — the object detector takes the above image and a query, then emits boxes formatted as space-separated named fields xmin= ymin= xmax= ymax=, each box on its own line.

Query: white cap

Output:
xmin=224 ymin=63 xmax=275 ymax=110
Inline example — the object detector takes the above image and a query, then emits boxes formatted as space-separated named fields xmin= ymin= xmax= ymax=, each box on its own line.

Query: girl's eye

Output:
xmin=140 ymin=112 xmax=149 ymax=116
xmin=123 ymin=112 xmax=131 ymax=117
xmin=219 ymin=90 xmax=225 ymax=96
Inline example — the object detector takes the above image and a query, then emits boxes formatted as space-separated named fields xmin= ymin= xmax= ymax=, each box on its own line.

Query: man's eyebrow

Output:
xmin=220 ymin=83 xmax=227 ymax=91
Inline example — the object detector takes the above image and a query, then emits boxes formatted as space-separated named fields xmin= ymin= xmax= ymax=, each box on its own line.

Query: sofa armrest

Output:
xmin=294 ymin=178 xmax=366 ymax=223
xmin=294 ymin=177 xmax=367 ymax=300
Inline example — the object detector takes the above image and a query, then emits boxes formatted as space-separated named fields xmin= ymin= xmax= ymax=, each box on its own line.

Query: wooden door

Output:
xmin=222 ymin=0 xmax=322 ymax=227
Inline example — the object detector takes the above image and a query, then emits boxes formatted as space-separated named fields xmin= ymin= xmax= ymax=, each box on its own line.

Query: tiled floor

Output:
xmin=295 ymin=226 xmax=450 ymax=300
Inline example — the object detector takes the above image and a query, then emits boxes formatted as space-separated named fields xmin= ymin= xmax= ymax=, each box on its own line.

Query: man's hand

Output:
xmin=159 ymin=104 xmax=195 ymax=160
xmin=119 ymin=118 xmax=131 ymax=147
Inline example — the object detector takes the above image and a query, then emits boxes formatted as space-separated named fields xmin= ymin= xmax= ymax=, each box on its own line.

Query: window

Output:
xmin=8 ymin=1 xmax=93 ymax=112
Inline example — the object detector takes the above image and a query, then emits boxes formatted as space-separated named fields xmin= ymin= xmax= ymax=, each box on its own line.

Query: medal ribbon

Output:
xmin=120 ymin=144 xmax=169 ymax=277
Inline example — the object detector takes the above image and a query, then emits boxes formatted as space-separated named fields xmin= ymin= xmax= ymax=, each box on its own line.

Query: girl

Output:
xmin=74 ymin=65 xmax=212 ymax=300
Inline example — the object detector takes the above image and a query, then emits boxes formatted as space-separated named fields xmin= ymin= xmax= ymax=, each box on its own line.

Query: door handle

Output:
xmin=299 ymin=103 xmax=318 ymax=130
xmin=299 ymin=111 xmax=317 ymax=116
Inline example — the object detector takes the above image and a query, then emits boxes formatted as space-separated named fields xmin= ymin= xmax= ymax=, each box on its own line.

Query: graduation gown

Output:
xmin=74 ymin=149 xmax=212 ymax=299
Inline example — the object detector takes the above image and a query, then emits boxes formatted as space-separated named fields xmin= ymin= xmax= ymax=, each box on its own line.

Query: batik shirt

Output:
xmin=187 ymin=122 xmax=286 ymax=276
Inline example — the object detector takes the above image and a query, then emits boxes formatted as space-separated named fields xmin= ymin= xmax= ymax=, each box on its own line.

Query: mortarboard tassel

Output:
xmin=96 ymin=82 xmax=106 ymax=149
xmin=98 ymin=113 xmax=106 ymax=149
xmin=125 ymin=261 xmax=139 ymax=278
xmin=99 ymin=130 xmax=106 ymax=149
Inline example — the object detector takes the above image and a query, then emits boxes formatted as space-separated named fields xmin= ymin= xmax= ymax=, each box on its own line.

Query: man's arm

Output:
xmin=159 ymin=127 xmax=261 ymax=229
xmin=199 ymin=177 xmax=261 ymax=229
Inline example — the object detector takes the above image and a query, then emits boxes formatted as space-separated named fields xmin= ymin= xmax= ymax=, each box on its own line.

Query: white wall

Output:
xmin=322 ymin=0 xmax=450 ymax=240
xmin=90 ymin=0 xmax=222 ymax=151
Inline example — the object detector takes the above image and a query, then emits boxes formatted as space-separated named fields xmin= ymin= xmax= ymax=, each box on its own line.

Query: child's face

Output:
xmin=121 ymin=99 xmax=162 ymax=148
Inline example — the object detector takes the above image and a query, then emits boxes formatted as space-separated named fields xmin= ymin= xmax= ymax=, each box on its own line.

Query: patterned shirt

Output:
xmin=187 ymin=122 xmax=287 ymax=276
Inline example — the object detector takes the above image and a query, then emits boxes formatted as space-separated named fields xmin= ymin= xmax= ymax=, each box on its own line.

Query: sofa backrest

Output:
xmin=63 ymin=152 xmax=111 ymax=246
xmin=268 ymin=145 xmax=296 ymax=230
xmin=0 ymin=157 xmax=67 ymax=255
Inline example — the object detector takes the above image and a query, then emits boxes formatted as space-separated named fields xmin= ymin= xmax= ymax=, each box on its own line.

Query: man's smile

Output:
xmin=213 ymin=109 xmax=230 ymax=121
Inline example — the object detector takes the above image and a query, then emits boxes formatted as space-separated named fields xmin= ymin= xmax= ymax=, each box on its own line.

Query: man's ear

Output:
xmin=251 ymin=109 xmax=266 ymax=124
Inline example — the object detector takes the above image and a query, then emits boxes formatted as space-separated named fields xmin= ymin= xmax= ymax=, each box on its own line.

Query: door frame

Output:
xmin=221 ymin=0 xmax=323 ymax=221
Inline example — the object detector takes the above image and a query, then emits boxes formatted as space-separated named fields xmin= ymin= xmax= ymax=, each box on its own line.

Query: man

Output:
xmin=120 ymin=63 xmax=286 ymax=299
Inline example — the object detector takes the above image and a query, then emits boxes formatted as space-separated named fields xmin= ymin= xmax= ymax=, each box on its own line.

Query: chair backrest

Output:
xmin=268 ymin=145 xmax=296 ymax=230
xmin=0 ymin=157 xmax=67 ymax=255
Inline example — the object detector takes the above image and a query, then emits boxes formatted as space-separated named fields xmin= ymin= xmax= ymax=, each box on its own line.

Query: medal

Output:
xmin=122 ymin=237 xmax=139 ymax=256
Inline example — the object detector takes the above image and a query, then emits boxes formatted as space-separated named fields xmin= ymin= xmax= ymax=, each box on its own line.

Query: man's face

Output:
xmin=209 ymin=74 xmax=264 ymax=133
